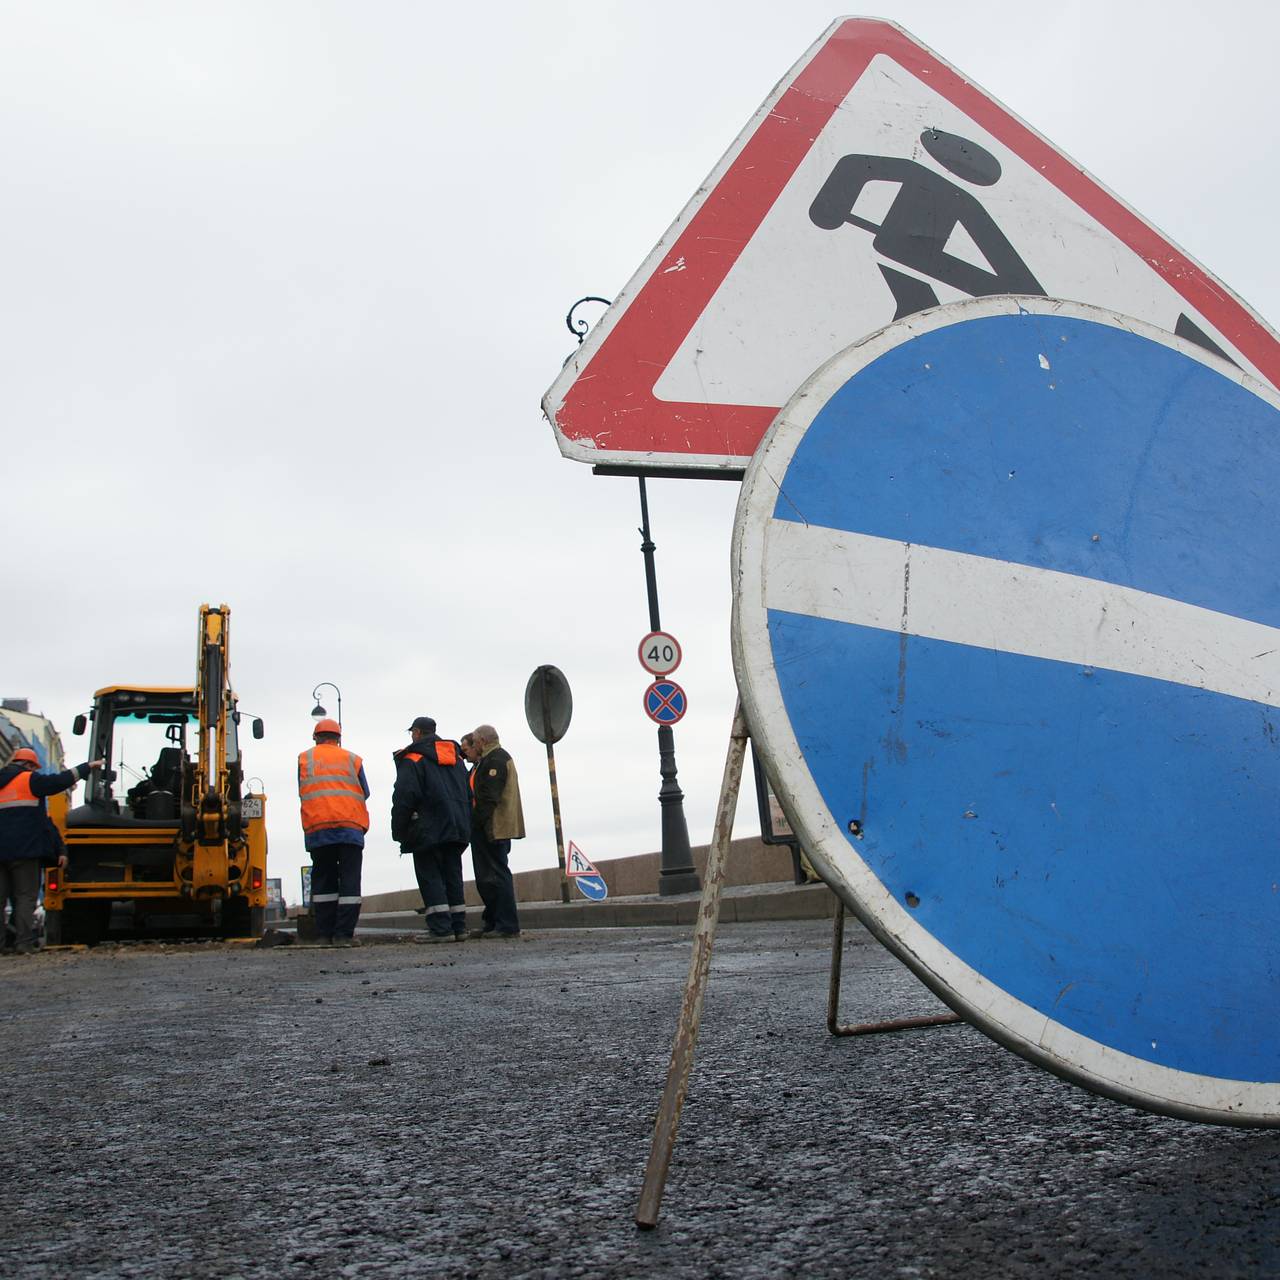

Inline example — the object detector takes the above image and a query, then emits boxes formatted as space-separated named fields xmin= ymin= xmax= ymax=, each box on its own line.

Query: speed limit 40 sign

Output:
xmin=638 ymin=631 xmax=682 ymax=676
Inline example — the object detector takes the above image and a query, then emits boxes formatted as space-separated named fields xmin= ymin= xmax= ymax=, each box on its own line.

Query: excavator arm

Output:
xmin=180 ymin=603 xmax=246 ymax=894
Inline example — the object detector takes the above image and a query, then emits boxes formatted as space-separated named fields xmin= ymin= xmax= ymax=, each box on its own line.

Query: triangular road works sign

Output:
xmin=543 ymin=18 xmax=1280 ymax=475
xmin=566 ymin=841 xmax=599 ymax=877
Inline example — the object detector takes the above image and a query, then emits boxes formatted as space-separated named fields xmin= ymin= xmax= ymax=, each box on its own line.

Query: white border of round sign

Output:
xmin=731 ymin=295 xmax=1280 ymax=1127
xmin=638 ymin=631 xmax=683 ymax=676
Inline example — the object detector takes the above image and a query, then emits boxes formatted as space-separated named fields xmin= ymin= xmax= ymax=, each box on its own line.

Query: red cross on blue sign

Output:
xmin=644 ymin=680 xmax=687 ymax=726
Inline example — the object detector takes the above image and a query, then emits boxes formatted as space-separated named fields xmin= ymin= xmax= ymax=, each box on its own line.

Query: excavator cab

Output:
xmin=71 ymin=689 xmax=199 ymax=826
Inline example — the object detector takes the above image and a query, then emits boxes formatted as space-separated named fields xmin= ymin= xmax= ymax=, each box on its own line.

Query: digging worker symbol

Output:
xmin=297 ymin=718 xmax=370 ymax=946
xmin=808 ymin=128 xmax=1045 ymax=320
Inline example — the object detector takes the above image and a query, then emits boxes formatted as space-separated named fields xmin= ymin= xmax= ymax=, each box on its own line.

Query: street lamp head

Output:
xmin=310 ymin=681 xmax=342 ymax=727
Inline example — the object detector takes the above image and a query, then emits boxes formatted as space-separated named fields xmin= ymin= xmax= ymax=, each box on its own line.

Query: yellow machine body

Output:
xmin=44 ymin=605 xmax=269 ymax=943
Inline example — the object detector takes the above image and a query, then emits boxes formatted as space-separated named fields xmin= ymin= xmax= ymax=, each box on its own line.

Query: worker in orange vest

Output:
xmin=0 ymin=747 xmax=103 ymax=954
xmin=298 ymin=719 xmax=370 ymax=947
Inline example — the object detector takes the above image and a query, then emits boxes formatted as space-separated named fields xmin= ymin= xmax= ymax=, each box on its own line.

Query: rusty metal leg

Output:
xmin=827 ymin=900 xmax=962 ymax=1037
xmin=635 ymin=698 xmax=749 ymax=1230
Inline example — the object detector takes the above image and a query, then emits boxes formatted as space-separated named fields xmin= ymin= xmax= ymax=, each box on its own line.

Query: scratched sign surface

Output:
xmin=732 ymin=296 xmax=1280 ymax=1125
xmin=543 ymin=18 xmax=1280 ymax=473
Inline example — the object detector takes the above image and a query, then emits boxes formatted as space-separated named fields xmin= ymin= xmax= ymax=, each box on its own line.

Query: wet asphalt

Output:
xmin=1 ymin=918 xmax=1277 ymax=1278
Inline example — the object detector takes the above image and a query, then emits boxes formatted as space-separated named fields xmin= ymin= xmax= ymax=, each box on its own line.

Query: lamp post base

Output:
xmin=657 ymin=724 xmax=700 ymax=896
xmin=658 ymin=869 xmax=702 ymax=897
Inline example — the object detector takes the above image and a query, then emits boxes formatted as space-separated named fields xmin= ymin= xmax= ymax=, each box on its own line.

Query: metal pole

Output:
xmin=638 ymin=477 xmax=662 ymax=632
xmin=638 ymin=478 xmax=699 ymax=896
xmin=635 ymin=699 xmax=748 ymax=1230
xmin=539 ymin=678 xmax=571 ymax=904
xmin=545 ymin=742 xmax=571 ymax=904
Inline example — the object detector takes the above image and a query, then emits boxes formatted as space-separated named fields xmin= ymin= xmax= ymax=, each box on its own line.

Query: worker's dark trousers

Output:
xmin=471 ymin=831 xmax=520 ymax=935
xmin=412 ymin=842 xmax=467 ymax=938
xmin=310 ymin=844 xmax=363 ymax=940
xmin=0 ymin=859 xmax=41 ymax=952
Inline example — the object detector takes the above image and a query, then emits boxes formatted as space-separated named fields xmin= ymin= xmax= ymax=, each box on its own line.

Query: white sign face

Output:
xmin=637 ymin=631 xmax=682 ymax=676
xmin=542 ymin=18 xmax=1280 ymax=473
xmin=241 ymin=796 xmax=264 ymax=819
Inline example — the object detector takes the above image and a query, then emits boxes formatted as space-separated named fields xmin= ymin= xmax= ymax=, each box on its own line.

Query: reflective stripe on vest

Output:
xmin=0 ymin=772 xmax=39 ymax=810
xmin=298 ymin=745 xmax=369 ymax=835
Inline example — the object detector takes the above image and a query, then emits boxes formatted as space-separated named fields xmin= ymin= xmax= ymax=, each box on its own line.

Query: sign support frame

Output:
xmin=541 ymin=673 xmax=571 ymax=906
xmin=636 ymin=698 xmax=747 ymax=1229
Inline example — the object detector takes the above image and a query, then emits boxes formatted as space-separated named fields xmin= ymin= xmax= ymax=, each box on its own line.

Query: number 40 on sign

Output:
xmin=638 ymin=630 xmax=682 ymax=676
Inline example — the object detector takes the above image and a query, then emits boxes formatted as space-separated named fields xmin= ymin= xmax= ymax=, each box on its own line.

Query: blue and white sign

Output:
xmin=732 ymin=296 xmax=1280 ymax=1126
xmin=574 ymin=875 xmax=609 ymax=902
xmin=566 ymin=841 xmax=609 ymax=901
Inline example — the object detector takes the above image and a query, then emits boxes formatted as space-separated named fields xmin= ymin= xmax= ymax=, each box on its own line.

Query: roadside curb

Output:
xmin=288 ymin=880 xmax=839 ymax=936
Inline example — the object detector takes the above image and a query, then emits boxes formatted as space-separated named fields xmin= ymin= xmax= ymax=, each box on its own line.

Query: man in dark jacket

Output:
xmin=0 ymin=749 xmax=102 ymax=955
xmin=392 ymin=716 xmax=471 ymax=943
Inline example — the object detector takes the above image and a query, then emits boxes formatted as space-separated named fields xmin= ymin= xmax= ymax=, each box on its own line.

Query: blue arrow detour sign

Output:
xmin=574 ymin=875 xmax=608 ymax=902
xmin=732 ymin=296 xmax=1280 ymax=1126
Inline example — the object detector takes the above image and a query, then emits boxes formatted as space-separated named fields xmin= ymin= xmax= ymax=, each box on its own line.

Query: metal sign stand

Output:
xmin=540 ymin=679 xmax=571 ymax=905
xmin=524 ymin=665 xmax=575 ymax=905
xmin=827 ymin=901 xmax=962 ymax=1038
xmin=635 ymin=705 xmax=963 ymax=1229
xmin=635 ymin=698 xmax=748 ymax=1229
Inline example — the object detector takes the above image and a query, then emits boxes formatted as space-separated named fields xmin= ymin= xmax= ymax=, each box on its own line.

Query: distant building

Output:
xmin=0 ymin=698 xmax=66 ymax=770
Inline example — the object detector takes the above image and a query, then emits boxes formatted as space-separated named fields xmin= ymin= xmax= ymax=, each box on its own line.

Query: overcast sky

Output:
xmin=4 ymin=0 xmax=1277 ymax=902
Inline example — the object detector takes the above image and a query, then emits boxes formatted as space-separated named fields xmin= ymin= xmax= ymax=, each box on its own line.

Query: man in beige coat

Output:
xmin=469 ymin=724 xmax=525 ymax=938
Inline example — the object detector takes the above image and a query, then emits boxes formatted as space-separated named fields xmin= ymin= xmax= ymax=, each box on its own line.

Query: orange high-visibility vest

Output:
xmin=0 ymin=771 xmax=39 ymax=811
xmin=297 ymin=744 xmax=369 ymax=836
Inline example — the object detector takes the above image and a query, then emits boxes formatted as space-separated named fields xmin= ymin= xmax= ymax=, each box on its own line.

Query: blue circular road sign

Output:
xmin=574 ymin=874 xmax=609 ymax=901
xmin=644 ymin=680 xmax=687 ymax=726
xmin=733 ymin=296 xmax=1280 ymax=1126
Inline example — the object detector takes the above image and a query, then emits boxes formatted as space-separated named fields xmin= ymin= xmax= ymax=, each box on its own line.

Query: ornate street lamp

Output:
xmin=309 ymin=682 xmax=342 ymax=728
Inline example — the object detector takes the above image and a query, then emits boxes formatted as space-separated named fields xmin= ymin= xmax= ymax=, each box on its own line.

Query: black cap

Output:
xmin=407 ymin=716 xmax=436 ymax=734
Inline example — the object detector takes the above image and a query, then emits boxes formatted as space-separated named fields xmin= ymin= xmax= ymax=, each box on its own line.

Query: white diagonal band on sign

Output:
xmin=763 ymin=519 xmax=1280 ymax=708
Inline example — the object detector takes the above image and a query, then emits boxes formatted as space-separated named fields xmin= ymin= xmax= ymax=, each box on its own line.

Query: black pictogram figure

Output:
xmin=1174 ymin=312 xmax=1237 ymax=366
xmin=809 ymin=129 xmax=1045 ymax=319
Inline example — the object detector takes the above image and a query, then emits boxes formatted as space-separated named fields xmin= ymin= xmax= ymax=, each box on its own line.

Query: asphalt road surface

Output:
xmin=2 ymin=920 xmax=1277 ymax=1278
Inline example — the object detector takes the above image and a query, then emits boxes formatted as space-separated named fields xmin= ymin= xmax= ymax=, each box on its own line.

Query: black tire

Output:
xmin=221 ymin=895 xmax=258 ymax=938
xmin=44 ymin=909 xmax=63 ymax=947
xmin=249 ymin=905 xmax=266 ymax=939
xmin=62 ymin=901 xmax=110 ymax=946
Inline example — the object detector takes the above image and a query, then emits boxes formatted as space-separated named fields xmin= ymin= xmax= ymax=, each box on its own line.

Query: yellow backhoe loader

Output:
xmin=45 ymin=604 xmax=268 ymax=943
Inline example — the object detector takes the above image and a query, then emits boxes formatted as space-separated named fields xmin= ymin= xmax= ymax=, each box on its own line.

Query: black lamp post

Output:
xmin=310 ymin=682 xmax=343 ymax=728
xmin=638 ymin=479 xmax=700 ymax=897
xmin=562 ymin=297 xmax=699 ymax=896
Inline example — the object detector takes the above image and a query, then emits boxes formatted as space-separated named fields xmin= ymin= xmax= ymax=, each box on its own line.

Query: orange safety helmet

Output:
xmin=9 ymin=748 xmax=39 ymax=767
xmin=312 ymin=718 xmax=342 ymax=739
